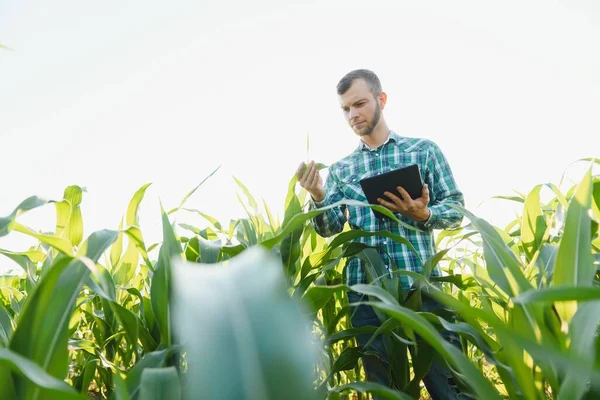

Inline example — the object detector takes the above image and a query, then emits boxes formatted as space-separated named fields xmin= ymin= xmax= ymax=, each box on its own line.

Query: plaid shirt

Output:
xmin=310 ymin=131 xmax=464 ymax=289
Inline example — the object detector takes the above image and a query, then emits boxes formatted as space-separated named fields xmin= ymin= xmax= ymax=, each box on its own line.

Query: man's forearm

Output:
xmin=309 ymin=196 xmax=346 ymax=237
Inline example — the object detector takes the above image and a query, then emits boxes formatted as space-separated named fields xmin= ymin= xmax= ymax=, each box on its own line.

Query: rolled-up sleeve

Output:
xmin=419 ymin=142 xmax=464 ymax=230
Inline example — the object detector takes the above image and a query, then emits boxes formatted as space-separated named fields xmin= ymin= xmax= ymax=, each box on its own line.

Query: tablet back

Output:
xmin=358 ymin=164 xmax=423 ymax=218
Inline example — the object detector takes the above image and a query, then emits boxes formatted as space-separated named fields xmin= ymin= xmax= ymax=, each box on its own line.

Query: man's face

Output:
xmin=339 ymin=79 xmax=382 ymax=137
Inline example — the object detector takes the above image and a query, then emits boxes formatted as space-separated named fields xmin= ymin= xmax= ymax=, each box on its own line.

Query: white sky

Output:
xmin=1 ymin=0 xmax=599 ymax=272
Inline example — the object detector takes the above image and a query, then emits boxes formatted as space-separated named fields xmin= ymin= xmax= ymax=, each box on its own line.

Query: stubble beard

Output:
xmin=354 ymin=101 xmax=381 ymax=137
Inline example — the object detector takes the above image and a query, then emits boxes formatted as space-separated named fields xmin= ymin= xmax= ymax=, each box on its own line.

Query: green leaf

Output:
xmin=450 ymin=205 xmax=531 ymax=297
xmin=110 ymin=218 xmax=124 ymax=268
xmin=0 ymin=303 xmax=12 ymax=347
xmin=13 ymin=222 xmax=74 ymax=256
xmin=0 ymin=348 xmax=85 ymax=400
xmin=553 ymin=168 xmax=594 ymax=286
xmin=233 ymin=176 xmax=259 ymax=212
xmin=351 ymin=284 xmax=502 ymax=400
xmin=353 ymin=248 xmax=393 ymax=291
xmin=114 ymin=184 xmax=153 ymax=280
xmin=490 ymin=195 xmax=525 ymax=203
xmin=62 ymin=185 xmax=85 ymax=247
xmin=421 ymin=313 xmax=501 ymax=364
xmin=423 ymin=281 xmax=600 ymax=398
xmin=178 ymin=223 xmax=201 ymax=235
xmin=331 ymin=346 xmax=363 ymax=372
xmin=557 ymin=301 xmax=600 ymax=400
xmin=181 ymin=208 xmax=222 ymax=231
xmin=535 ymin=244 xmax=559 ymax=286
xmin=8 ymin=230 xmax=117 ymax=399
xmin=197 ymin=236 xmax=221 ymax=263
xmin=329 ymin=230 xmax=420 ymax=257
xmin=262 ymin=199 xmax=279 ymax=231
xmin=302 ymin=285 xmax=349 ymax=313
xmin=183 ymin=235 xmax=200 ymax=261
xmin=362 ymin=318 xmax=406 ymax=349
xmin=168 ymin=166 xmax=221 ymax=215
xmin=280 ymin=177 xmax=303 ymax=277
xmin=139 ymin=367 xmax=181 ymax=400
xmin=171 ymin=246 xmax=319 ymax=400
xmin=553 ymin=168 xmax=594 ymax=323
xmin=111 ymin=302 xmax=139 ymax=350
xmin=68 ymin=339 xmax=96 ymax=354
xmin=404 ymin=343 xmax=433 ymax=398
xmin=325 ymin=326 xmax=379 ymax=345
xmin=122 ymin=226 xmax=152 ymax=270
xmin=546 ymin=182 xmax=569 ymax=209
xmin=521 ymin=185 xmax=548 ymax=260
xmin=0 ymin=249 xmax=39 ymax=291
xmin=422 ymin=248 xmax=450 ymax=279
xmin=125 ymin=346 xmax=180 ymax=398
xmin=126 ymin=183 xmax=152 ymax=227
xmin=514 ymin=286 xmax=600 ymax=304
xmin=53 ymin=200 xmax=71 ymax=240
xmin=150 ymin=207 xmax=182 ymax=347
xmin=261 ymin=200 xmax=420 ymax=250
xmin=0 ymin=196 xmax=48 ymax=237
xmin=113 ymin=371 xmax=131 ymax=400
xmin=78 ymin=358 xmax=97 ymax=395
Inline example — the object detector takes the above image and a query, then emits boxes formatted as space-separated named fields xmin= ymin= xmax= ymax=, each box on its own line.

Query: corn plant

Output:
xmin=0 ymin=160 xmax=598 ymax=400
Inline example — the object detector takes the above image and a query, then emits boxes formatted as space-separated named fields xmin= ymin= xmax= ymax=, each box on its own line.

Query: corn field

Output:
xmin=0 ymin=159 xmax=599 ymax=400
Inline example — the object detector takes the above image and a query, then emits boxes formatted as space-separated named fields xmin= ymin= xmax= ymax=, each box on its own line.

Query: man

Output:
xmin=296 ymin=69 xmax=468 ymax=399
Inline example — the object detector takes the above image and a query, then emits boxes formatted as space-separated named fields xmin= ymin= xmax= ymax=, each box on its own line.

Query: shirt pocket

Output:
xmin=338 ymin=173 xmax=369 ymax=201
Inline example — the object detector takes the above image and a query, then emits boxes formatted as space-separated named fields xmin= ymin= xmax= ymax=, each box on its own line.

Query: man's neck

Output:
xmin=360 ymin=122 xmax=391 ymax=149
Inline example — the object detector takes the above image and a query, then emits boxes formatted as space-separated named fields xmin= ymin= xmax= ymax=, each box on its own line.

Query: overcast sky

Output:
xmin=1 ymin=0 xmax=599 ymax=272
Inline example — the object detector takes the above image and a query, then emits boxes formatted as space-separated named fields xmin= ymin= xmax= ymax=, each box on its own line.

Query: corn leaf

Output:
xmin=351 ymin=284 xmax=501 ymax=400
xmin=0 ymin=348 xmax=85 ymax=400
xmin=553 ymin=168 xmax=594 ymax=286
xmin=150 ymin=207 xmax=182 ymax=347
xmin=171 ymin=246 xmax=319 ymax=400
xmin=139 ymin=367 xmax=181 ymax=400
xmin=0 ymin=196 xmax=48 ymax=237
xmin=8 ymin=230 xmax=117 ymax=399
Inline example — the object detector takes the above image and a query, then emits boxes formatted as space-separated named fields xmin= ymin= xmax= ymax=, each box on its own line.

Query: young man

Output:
xmin=296 ymin=69 xmax=468 ymax=399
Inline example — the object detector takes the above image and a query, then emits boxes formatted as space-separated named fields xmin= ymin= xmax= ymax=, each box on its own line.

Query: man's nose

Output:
xmin=349 ymin=108 xmax=359 ymax=119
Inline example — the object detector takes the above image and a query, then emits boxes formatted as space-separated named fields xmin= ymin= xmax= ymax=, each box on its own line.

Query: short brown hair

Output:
xmin=336 ymin=69 xmax=382 ymax=97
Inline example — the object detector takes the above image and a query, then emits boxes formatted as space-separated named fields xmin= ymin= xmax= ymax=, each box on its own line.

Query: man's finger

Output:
xmin=377 ymin=197 xmax=399 ymax=212
xmin=308 ymin=165 xmax=319 ymax=188
xmin=396 ymin=186 xmax=413 ymax=201
xmin=305 ymin=160 xmax=315 ymax=179
xmin=298 ymin=173 xmax=306 ymax=187
xmin=383 ymin=191 xmax=403 ymax=205
xmin=296 ymin=162 xmax=306 ymax=180
xmin=421 ymin=184 xmax=430 ymax=203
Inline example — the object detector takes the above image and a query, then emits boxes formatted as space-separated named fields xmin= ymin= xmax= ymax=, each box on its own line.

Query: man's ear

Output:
xmin=379 ymin=92 xmax=388 ymax=110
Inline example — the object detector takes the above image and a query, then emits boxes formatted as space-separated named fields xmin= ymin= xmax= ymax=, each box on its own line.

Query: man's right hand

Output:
xmin=296 ymin=161 xmax=326 ymax=202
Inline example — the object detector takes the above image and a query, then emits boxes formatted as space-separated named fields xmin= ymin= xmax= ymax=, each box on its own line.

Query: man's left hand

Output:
xmin=377 ymin=184 xmax=430 ymax=222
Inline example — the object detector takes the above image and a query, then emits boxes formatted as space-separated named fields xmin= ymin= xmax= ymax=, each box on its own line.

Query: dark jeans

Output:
xmin=347 ymin=290 xmax=473 ymax=400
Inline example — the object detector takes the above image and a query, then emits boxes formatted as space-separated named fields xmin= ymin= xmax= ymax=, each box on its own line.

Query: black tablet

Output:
xmin=359 ymin=164 xmax=424 ymax=218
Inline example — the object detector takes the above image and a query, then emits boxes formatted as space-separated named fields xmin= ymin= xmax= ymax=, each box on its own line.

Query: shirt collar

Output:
xmin=356 ymin=130 xmax=401 ymax=152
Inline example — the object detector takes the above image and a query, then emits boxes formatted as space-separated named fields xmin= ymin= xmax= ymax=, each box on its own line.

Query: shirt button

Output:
xmin=376 ymin=153 xmax=379 ymax=157
xmin=383 ymin=240 xmax=387 ymax=245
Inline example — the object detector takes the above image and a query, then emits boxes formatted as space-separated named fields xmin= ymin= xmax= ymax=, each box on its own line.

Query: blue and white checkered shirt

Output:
xmin=310 ymin=131 xmax=464 ymax=289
